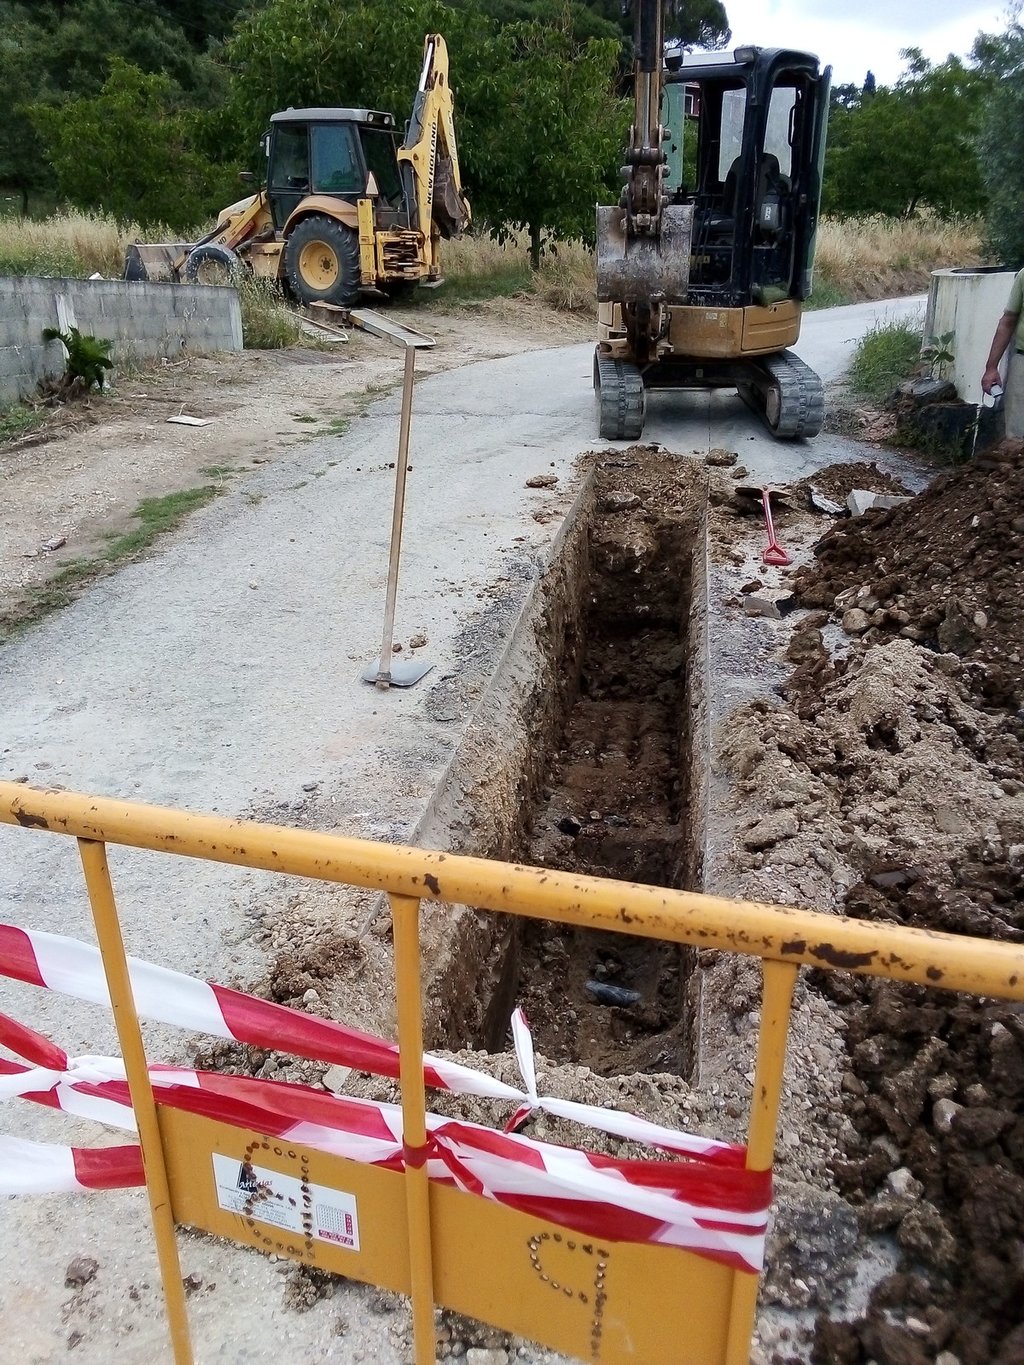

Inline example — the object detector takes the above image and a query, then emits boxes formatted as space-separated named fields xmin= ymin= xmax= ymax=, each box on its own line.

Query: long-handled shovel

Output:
xmin=760 ymin=486 xmax=791 ymax=566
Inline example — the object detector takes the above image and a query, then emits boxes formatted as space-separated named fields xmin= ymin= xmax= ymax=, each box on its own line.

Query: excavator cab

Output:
xmin=595 ymin=33 xmax=832 ymax=442
xmin=663 ymin=48 xmax=830 ymax=308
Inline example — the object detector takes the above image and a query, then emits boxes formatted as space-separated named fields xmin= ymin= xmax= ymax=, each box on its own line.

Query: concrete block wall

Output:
xmin=0 ymin=276 xmax=243 ymax=405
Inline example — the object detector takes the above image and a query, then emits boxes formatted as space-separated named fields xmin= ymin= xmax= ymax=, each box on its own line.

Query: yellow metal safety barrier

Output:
xmin=3 ymin=780 xmax=1024 ymax=1365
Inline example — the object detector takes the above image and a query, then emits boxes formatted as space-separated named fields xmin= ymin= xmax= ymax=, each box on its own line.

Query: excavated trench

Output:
xmin=430 ymin=452 xmax=709 ymax=1081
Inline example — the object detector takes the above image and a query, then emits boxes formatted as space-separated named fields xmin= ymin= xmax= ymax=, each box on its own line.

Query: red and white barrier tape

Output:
xmin=0 ymin=1037 xmax=770 ymax=1270
xmin=0 ymin=1134 xmax=143 ymax=1195
xmin=0 ymin=923 xmax=742 ymax=1165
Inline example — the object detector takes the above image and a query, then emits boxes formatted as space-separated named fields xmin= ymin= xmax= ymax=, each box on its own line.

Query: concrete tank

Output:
xmin=925 ymin=266 xmax=1023 ymax=436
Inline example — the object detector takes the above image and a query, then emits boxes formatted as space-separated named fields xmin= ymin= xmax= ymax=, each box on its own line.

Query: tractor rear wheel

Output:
xmin=285 ymin=215 xmax=360 ymax=308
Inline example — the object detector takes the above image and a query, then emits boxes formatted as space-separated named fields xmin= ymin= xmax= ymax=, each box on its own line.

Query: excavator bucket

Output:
xmin=123 ymin=242 xmax=194 ymax=283
xmin=595 ymin=203 xmax=693 ymax=305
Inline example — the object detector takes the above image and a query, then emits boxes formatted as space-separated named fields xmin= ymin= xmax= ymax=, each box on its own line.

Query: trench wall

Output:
xmin=0 ymin=276 xmax=242 ymax=404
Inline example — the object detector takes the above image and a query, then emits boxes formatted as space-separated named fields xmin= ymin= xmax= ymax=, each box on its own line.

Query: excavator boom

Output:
xmin=596 ymin=0 xmax=692 ymax=358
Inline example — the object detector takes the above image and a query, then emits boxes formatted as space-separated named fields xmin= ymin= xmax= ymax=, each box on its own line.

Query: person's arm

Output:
xmin=983 ymin=309 xmax=1021 ymax=393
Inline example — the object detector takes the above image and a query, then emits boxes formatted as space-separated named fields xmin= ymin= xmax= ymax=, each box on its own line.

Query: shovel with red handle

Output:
xmin=760 ymin=487 xmax=791 ymax=566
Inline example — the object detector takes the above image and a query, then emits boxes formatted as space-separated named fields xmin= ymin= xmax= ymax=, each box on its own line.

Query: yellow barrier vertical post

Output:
xmin=77 ymin=838 xmax=194 ymax=1365
xmin=724 ymin=957 xmax=799 ymax=1365
xmin=390 ymin=892 xmax=437 ymax=1364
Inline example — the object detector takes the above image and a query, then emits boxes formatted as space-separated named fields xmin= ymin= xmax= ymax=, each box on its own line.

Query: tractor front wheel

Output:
xmin=285 ymin=215 xmax=360 ymax=308
xmin=183 ymin=243 xmax=244 ymax=286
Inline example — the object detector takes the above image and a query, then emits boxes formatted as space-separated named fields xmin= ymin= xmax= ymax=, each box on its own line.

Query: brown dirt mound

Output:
xmin=794 ymin=440 xmax=1024 ymax=711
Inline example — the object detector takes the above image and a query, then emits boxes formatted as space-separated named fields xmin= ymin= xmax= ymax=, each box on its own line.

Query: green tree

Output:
xmin=578 ymin=0 xmax=729 ymax=48
xmin=974 ymin=13 xmax=1024 ymax=265
xmin=0 ymin=4 xmax=54 ymax=215
xmin=469 ymin=19 xmax=625 ymax=266
xmin=29 ymin=59 xmax=232 ymax=228
xmin=823 ymin=50 xmax=989 ymax=218
xmin=227 ymin=0 xmax=626 ymax=265
xmin=0 ymin=0 xmax=233 ymax=216
xmin=226 ymin=0 xmax=493 ymax=158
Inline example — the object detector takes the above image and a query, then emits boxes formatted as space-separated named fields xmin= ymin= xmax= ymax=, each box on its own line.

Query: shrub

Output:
xmin=237 ymin=276 xmax=301 ymax=349
xmin=848 ymin=319 xmax=923 ymax=403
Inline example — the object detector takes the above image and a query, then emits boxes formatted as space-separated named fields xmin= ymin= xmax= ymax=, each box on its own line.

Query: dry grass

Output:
xmin=444 ymin=216 xmax=984 ymax=313
xmin=0 ymin=209 xmax=986 ymax=313
xmin=814 ymin=215 xmax=984 ymax=304
xmin=440 ymin=232 xmax=597 ymax=313
xmin=0 ymin=210 xmax=137 ymax=278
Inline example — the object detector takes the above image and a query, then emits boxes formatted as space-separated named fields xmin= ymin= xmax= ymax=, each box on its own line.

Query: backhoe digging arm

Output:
xmin=398 ymin=33 xmax=471 ymax=262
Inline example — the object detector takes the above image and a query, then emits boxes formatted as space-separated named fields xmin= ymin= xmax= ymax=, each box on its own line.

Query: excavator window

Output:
xmin=764 ymin=86 xmax=796 ymax=180
xmin=269 ymin=125 xmax=310 ymax=193
xmin=717 ymin=87 xmax=747 ymax=183
xmin=310 ymin=125 xmax=362 ymax=195
xmin=360 ymin=129 xmax=404 ymax=206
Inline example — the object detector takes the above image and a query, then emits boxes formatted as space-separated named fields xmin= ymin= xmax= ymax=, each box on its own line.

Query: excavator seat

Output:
xmin=707 ymin=154 xmax=789 ymax=240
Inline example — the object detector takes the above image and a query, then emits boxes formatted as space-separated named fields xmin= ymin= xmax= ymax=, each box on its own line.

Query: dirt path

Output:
xmin=0 ymin=298 xmax=589 ymax=630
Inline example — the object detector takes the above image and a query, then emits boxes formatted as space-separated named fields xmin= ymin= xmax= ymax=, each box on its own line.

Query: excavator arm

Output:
xmin=398 ymin=34 xmax=471 ymax=254
xmin=623 ymin=0 xmax=666 ymax=235
xmin=596 ymin=0 xmax=693 ymax=361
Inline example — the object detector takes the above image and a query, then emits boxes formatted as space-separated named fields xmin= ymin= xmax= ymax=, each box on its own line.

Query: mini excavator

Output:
xmin=595 ymin=2 xmax=832 ymax=440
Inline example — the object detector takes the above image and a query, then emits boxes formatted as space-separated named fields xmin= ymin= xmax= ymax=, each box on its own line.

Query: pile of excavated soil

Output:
xmin=794 ymin=439 xmax=1024 ymax=711
xmin=715 ymin=453 xmax=1024 ymax=1363
xmin=813 ymin=858 xmax=1024 ymax=1365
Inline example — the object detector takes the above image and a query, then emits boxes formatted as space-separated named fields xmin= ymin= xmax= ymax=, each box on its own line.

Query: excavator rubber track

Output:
xmin=595 ymin=351 xmax=646 ymax=441
xmin=749 ymin=350 xmax=825 ymax=439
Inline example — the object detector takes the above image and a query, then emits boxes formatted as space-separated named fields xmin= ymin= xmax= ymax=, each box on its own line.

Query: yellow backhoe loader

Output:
xmin=125 ymin=34 xmax=470 ymax=307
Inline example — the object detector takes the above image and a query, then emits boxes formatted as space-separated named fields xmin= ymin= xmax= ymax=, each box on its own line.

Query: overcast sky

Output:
xmin=720 ymin=1 xmax=1011 ymax=85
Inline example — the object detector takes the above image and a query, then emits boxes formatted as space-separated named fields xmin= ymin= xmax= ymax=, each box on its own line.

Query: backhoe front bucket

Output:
xmin=595 ymin=203 xmax=693 ymax=304
xmin=123 ymin=242 xmax=194 ymax=283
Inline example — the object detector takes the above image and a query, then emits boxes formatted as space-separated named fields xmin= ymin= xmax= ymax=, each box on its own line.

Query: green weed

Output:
xmin=805 ymin=279 xmax=851 ymax=311
xmin=0 ymin=402 xmax=46 ymax=444
xmin=1 ymin=485 xmax=222 ymax=642
xmin=849 ymin=319 xmax=923 ymax=403
xmin=238 ymin=276 xmax=301 ymax=350
xmin=104 ymin=486 xmax=220 ymax=558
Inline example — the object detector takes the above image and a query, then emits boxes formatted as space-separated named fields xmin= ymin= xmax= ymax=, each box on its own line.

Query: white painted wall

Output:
xmin=924 ymin=266 xmax=1017 ymax=409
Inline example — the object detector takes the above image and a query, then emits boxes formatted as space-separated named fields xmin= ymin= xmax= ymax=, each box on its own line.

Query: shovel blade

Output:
xmin=123 ymin=242 xmax=193 ymax=283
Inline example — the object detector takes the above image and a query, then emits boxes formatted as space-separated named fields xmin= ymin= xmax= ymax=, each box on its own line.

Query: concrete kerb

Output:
xmin=0 ymin=276 xmax=242 ymax=405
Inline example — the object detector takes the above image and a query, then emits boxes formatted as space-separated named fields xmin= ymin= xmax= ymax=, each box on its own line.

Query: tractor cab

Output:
xmin=265 ymin=108 xmax=409 ymax=232
xmin=662 ymin=47 xmax=831 ymax=309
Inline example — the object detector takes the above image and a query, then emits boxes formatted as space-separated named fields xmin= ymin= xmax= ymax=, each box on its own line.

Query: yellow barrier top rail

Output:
xmin=3 ymin=781 xmax=1023 ymax=1002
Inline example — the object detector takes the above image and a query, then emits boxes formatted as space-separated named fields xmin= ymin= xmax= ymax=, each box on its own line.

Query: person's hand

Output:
xmin=982 ymin=364 xmax=1004 ymax=395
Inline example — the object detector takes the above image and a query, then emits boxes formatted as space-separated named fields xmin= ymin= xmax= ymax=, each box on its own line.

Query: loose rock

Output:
xmin=64 ymin=1256 xmax=99 ymax=1289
